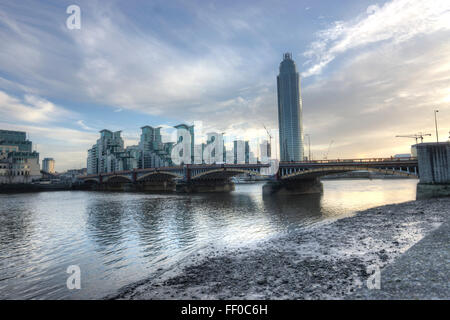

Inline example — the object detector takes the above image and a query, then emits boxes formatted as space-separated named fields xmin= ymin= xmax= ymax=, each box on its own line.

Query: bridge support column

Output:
xmin=176 ymin=179 xmax=235 ymax=193
xmin=262 ymin=178 xmax=323 ymax=195
xmin=416 ymin=142 xmax=450 ymax=199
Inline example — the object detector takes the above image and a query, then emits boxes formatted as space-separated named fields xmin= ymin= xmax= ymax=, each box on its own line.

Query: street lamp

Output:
xmin=434 ymin=109 xmax=439 ymax=143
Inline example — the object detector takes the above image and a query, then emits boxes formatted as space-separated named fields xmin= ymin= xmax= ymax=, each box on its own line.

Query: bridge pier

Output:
xmin=176 ymin=179 xmax=235 ymax=193
xmin=263 ymin=178 xmax=323 ymax=195
xmin=416 ymin=142 xmax=450 ymax=199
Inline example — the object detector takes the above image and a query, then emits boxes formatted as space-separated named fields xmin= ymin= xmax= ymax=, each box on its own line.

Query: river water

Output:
xmin=0 ymin=179 xmax=418 ymax=299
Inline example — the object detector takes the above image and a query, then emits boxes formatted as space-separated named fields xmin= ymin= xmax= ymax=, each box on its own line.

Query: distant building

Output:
xmin=0 ymin=130 xmax=41 ymax=184
xmin=394 ymin=154 xmax=411 ymax=158
xmin=249 ymin=151 xmax=257 ymax=164
xmin=59 ymin=168 xmax=87 ymax=183
xmin=85 ymin=125 xmax=258 ymax=171
xmin=87 ymin=127 xmax=173 ymax=175
xmin=87 ymin=130 xmax=125 ymax=174
xmin=277 ymin=53 xmax=304 ymax=162
xmin=194 ymin=144 xmax=205 ymax=164
xmin=233 ymin=140 xmax=249 ymax=164
xmin=259 ymin=140 xmax=271 ymax=163
xmin=139 ymin=126 xmax=172 ymax=168
xmin=42 ymin=158 xmax=55 ymax=173
xmin=173 ymin=124 xmax=195 ymax=164
xmin=225 ymin=149 xmax=234 ymax=164
xmin=0 ymin=130 xmax=32 ymax=152
xmin=0 ymin=145 xmax=19 ymax=160
xmin=203 ymin=132 xmax=224 ymax=164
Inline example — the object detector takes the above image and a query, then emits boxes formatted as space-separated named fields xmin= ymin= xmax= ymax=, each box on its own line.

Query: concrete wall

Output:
xmin=416 ymin=142 xmax=450 ymax=199
xmin=416 ymin=143 xmax=450 ymax=184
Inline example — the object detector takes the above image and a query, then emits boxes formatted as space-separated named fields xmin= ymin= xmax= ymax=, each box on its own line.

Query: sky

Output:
xmin=0 ymin=0 xmax=449 ymax=171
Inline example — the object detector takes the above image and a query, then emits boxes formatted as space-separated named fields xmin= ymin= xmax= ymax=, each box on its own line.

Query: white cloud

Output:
xmin=76 ymin=120 xmax=95 ymax=131
xmin=0 ymin=90 xmax=76 ymax=124
xmin=303 ymin=0 xmax=450 ymax=77
xmin=301 ymin=31 xmax=450 ymax=159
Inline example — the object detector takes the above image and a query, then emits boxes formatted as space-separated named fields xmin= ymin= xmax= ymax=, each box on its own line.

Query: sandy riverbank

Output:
xmin=112 ymin=197 xmax=449 ymax=300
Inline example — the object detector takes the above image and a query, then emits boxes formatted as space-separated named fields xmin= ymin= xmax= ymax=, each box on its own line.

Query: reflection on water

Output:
xmin=0 ymin=179 xmax=418 ymax=299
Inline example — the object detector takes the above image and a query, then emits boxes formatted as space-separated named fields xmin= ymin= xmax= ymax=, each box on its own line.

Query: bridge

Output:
xmin=278 ymin=157 xmax=418 ymax=179
xmin=264 ymin=157 xmax=419 ymax=195
xmin=80 ymin=163 xmax=269 ymax=192
xmin=80 ymin=157 xmax=418 ymax=194
xmin=79 ymin=143 xmax=450 ymax=198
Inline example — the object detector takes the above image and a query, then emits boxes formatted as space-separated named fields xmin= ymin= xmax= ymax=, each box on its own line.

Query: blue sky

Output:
xmin=0 ymin=0 xmax=449 ymax=171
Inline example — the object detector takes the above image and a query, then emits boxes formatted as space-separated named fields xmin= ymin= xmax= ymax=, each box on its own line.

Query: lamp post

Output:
xmin=434 ymin=109 xmax=439 ymax=143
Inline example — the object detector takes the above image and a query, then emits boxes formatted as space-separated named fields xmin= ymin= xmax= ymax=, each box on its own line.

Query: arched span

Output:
xmin=103 ymin=175 xmax=133 ymax=183
xmin=281 ymin=166 xmax=418 ymax=180
xmin=191 ymin=168 xmax=261 ymax=180
xmin=137 ymin=171 xmax=182 ymax=181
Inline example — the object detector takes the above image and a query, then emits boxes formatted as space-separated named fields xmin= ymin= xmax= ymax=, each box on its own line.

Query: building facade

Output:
xmin=86 ymin=125 xmax=258 ymax=172
xmin=139 ymin=126 xmax=172 ymax=168
xmin=259 ymin=140 xmax=271 ymax=163
xmin=0 ymin=130 xmax=41 ymax=184
xmin=42 ymin=158 xmax=55 ymax=173
xmin=0 ymin=130 xmax=32 ymax=152
xmin=87 ymin=127 xmax=173 ymax=175
xmin=277 ymin=53 xmax=304 ymax=162
xmin=233 ymin=140 xmax=250 ymax=164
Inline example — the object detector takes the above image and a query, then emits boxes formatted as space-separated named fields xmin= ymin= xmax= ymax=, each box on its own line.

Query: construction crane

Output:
xmin=324 ymin=140 xmax=334 ymax=160
xmin=395 ymin=133 xmax=431 ymax=144
xmin=262 ymin=124 xmax=272 ymax=157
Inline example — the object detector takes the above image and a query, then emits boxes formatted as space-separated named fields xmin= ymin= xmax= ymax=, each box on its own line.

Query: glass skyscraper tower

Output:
xmin=277 ymin=53 xmax=304 ymax=162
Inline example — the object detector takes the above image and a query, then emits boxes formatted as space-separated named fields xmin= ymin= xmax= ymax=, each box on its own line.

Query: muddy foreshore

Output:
xmin=111 ymin=197 xmax=449 ymax=300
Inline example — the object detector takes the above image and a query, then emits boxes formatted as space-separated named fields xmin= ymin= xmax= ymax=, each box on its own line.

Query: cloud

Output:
xmin=0 ymin=120 xmax=98 ymax=171
xmin=76 ymin=120 xmax=95 ymax=131
xmin=0 ymin=0 xmax=449 ymax=164
xmin=0 ymin=0 xmax=275 ymax=118
xmin=302 ymin=0 xmax=450 ymax=77
xmin=301 ymin=31 xmax=450 ymax=158
xmin=0 ymin=90 xmax=76 ymax=124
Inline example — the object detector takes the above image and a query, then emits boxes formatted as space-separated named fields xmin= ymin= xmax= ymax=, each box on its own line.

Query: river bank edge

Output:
xmin=110 ymin=197 xmax=449 ymax=300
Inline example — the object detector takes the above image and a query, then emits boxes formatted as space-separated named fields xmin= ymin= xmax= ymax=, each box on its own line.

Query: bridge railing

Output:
xmin=79 ymin=163 xmax=270 ymax=179
xmin=280 ymin=157 xmax=417 ymax=165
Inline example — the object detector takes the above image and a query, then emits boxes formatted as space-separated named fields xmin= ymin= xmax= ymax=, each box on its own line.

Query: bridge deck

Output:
xmin=80 ymin=163 xmax=270 ymax=179
xmin=279 ymin=157 xmax=417 ymax=168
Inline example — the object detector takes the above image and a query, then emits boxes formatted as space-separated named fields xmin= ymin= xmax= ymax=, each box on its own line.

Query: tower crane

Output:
xmin=395 ymin=133 xmax=431 ymax=144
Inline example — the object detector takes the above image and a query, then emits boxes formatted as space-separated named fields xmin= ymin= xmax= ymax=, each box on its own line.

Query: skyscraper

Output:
xmin=277 ymin=53 xmax=304 ymax=162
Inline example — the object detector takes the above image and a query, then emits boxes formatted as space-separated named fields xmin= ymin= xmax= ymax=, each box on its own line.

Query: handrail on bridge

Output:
xmin=280 ymin=157 xmax=417 ymax=165
xmin=79 ymin=162 xmax=270 ymax=179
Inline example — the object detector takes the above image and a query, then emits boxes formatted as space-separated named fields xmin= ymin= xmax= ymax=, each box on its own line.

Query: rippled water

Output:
xmin=0 ymin=179 xmax=418 ymax=299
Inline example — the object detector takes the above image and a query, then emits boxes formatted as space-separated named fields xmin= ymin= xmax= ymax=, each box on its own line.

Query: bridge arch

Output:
xmin=281 ymin=166 xmax=418 ymax=180
xmin=83 ymin=178 xmax=100 ymax=184
xmin=191 ymin=168 xmax=261 ymax=180
xmin=103 ymin=175 xmax=133 ymax=183
xmin=137 ymin=171 xmax=182 ymax=181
